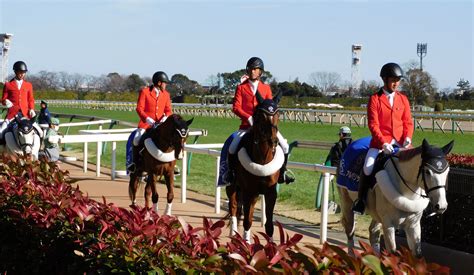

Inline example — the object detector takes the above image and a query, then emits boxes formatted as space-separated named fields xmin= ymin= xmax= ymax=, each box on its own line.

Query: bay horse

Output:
xmin=2 ymin=115 xmax=42 ymax=160
xmin=226 ymin=99 xmax=284 ymax=243
xmin=337 ymin=138 xmax=453 ymax=257
xmin=128 ymin=114 xmax=193 ymax=215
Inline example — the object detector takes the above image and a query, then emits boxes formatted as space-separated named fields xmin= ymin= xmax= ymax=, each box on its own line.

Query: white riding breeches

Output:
xmin=277 ymin=131 xmax=289 ymax=154
xmin=133 ymin=128 xmax=146 ymax=146
xmin=364 ymin=139 xmax=401 ymax=176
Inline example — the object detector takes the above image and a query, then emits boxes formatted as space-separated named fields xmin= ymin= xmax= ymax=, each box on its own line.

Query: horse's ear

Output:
xmin=273 ymin=90 xmax=282 ymax=105
xmin=186 ymin=117 xmax=194 ymax=126
xmin=173 ymin=115 xmax=179 ymax=124
xmin=422 ymin=138 xmax=429 ymax=151
xmin=14 ymin=116 xmax=20 ymax=124
xmin=442 ymin=140 xmax=454 ymax=155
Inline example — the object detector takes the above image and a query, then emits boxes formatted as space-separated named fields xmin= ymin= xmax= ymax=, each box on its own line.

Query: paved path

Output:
xmin=62 ymin=160 xmax=473 ymax=274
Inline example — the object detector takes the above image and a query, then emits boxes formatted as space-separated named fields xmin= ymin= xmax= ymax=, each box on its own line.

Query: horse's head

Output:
xmin=253 ymin=99 xmax=279 ymax=149
xmin=14 ymin=116 xmax=37 ymax=156
xmin=168 ymin=115 xmax=193 ymax=160
xmin=419 ymin=139 xmax=454 ymax=215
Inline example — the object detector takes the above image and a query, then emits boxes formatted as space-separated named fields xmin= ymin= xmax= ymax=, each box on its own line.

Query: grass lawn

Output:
xmin=49 ymin=106 xmax=474 ymax=212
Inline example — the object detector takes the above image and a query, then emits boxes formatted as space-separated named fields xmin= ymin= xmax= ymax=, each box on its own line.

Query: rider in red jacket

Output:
xmin=2 ymin=61 xmax=36 ymax=120
xmin=352 ymin=63 xmax=414 ymax=215
xmin=127 ymin=71 xmax=173 ymax=173
xmin=223 ymin=57 xmax=294 ymax=185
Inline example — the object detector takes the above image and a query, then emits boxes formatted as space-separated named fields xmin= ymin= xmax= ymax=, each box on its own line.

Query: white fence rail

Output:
xmin=54 ymin=120 xmax=336 ymax=244
xmin=182 ymin=144 xmax=337 ymax=244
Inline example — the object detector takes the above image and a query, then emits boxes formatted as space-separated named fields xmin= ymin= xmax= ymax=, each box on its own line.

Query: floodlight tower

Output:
xmin=351 ymin=44 xmax=362 ymax=94
xmin=417 ymin=43 xmax=427 ymax=71
xmin=1 ymin=33 xmax=13 ymax=83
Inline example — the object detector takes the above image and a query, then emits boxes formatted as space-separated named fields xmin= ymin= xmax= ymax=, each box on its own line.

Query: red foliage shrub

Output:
xmin=447 ymin=153 xmax=474 ymax=169
xmin=0 ymin=155 xmax=451 ymax=273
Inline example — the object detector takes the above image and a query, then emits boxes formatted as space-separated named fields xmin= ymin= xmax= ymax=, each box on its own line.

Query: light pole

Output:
xmin=417 ymin=43 xmax=427 ymax=71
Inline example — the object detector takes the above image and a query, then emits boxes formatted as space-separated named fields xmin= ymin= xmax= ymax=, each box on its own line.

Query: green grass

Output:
xmin=49 ymin=106 xmax=474 ymax=210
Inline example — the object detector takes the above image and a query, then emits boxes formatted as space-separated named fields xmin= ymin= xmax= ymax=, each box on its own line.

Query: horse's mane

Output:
xmin=397 ymin=146 xmax=422 ymax=162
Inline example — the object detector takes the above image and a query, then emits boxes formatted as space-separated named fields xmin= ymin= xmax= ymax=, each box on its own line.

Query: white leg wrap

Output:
xmin=230 ymin=216 xmax=238 ymax=237
xmin=373 ymin=243 xmax=381 ymax=254
xmin=243 ymin=230 xmax=251 ymax=243
xmin=164 ymin=203 xmax=172 ymax=216
xmin=152 ymin=203 xmax=158 ymax=213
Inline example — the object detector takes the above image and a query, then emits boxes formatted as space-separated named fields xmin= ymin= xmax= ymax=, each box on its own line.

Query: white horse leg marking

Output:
xmin=164 ymin=203 xmax=172 ymax=216
xmin=152 ymin=203 xmax=158 ymax=213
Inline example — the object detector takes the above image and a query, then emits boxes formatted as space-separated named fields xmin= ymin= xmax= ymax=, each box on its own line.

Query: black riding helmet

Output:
xmin=380 ymin=63 xmax=404 ymax=79
xmin=152 ymin=71 xmax=170 ymax=85
xmin=256 ymin=99 xmax=278 ymax=115
xmin=13 ymin=61 xmax=28 ymax=72
xmin=246 ymin=57 xmax=264 ymax=74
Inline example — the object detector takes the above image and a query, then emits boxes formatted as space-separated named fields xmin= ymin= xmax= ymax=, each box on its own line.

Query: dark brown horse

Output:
xmin=128 ymin=114 xmax=193 ymax=215
xmin=226 ymin=99 xmax=284 ymax=242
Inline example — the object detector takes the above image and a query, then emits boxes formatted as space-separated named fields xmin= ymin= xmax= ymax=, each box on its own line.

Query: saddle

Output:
xmin=337 ymin=137 xmax=391 ymax=192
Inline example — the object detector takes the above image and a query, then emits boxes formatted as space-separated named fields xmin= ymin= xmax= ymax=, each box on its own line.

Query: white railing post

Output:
xmin=111 ymin=141 xmax=116 ymax=180
xmin=83 ymin=142 xmax=88 ymax=173
xmin=215 ymin=156 xmax=221 ymax=214
xmin=261 ymin=195 xmax=266 ymax=227
xmin=181 ymin=150 xmax=187 ymax=203
xmin=96 ymin=141 xmax=101 ymax=177
xmin=320 ymin=172 xmax=330 ymax=244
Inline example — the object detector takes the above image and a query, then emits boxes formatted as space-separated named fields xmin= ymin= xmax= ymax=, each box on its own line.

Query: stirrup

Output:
xmin=221 ymin=170 xmax=235 ymax=186
xmin=278 ymin=170 xmax=295 ymax=184
xmin=127 ymin=163 xmax=136 ymax=173
xmin=352 ymin=199 xmax=366 ymax=215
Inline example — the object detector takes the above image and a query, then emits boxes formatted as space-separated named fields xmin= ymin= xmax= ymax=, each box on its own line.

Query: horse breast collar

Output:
xmin=144 ymin=138 xmax=175 ymax=162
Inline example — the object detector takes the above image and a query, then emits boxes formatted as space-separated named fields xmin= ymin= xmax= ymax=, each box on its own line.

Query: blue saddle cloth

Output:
xmin=337 ymin=136 xmax=371 ymax=191
xmin=217 ymin=131 xmax=240 ymax=187
xmin=126 ymin=130 xmax=137 ymax=174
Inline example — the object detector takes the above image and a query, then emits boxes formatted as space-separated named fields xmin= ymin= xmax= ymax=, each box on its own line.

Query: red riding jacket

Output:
xmin=232 ymin=80 xmax=272 ymax=130
xmin=2 ymin=78 xmax=35 ymax=120
xmin=368 ymin=89 xmax=414 ymax=149
xmin=136 ymin=86 xmax=172 ymax=129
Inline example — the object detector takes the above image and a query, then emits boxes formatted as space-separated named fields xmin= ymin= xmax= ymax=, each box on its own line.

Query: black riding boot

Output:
xmin=127 ymin=145 xmax=141 ymax=173
xmin=352 ymin=172 xmax=370 ymax=215
xmin=223 ymin=153 xmax=238 ymax=185
xmin=278 ymin=153 xmax=295 ymax=184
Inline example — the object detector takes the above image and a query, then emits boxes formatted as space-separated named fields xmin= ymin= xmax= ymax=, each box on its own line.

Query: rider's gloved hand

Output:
xmin=247 ymin=116 xmax=253 ymax=126
xmin=4 ymin=99 xmax=13 ymax=108
xmin=29 ymin=109 xmax=36 ymax=117
xmin=146 ymin=117 xmax=155 ymax=126
xmin=383 ymin=143 xmax=394 ymax=155
xmin=403 ymin=137 xmax=412 ymax=148
xmin=240 ymin=74 xmax=249 ymax=84
xmin=159 ymin=115 xmax=168 ymax=124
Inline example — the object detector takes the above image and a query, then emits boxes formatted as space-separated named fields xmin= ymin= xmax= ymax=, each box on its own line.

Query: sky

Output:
xmin=0 ymin=0 xmax=472 ymax=89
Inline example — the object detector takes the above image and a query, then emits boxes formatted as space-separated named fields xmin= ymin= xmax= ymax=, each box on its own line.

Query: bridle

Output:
xmin=253 ymin=110 xmax=279 ymax=152
xmin=389 ymin=155 xmax=447 ymax=199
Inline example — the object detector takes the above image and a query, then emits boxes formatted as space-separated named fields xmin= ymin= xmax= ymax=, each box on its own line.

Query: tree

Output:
xmin=359 ymin=80 xmax=380 ymax=97
xmin=401 ymin=68 xmax=437 ymax=105
xmin=105 ymin=72 xmax=126 ymax=92
xmin=125 ymin=74 xmax=145 ymax=92
xmin=219 ymin=69 xmax=273 ymax=94
xmin=308 ymin=71 xmax=341 ymax=95
xmin=271 ymin=80 xmax=322 ymax=98
xmin=29 ymin=71 xmax=60 ymax=90
xmin=167 ymin=73 xmax=205 ymax=97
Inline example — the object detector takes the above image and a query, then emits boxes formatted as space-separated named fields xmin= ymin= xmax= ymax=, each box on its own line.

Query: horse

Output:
xmin=1 ymin=115 xmax=43 ymax=160
xmin=128 ymin=114 xmax=193 ymax=215
xmin=226 ymin=99 xmax=284 ymax=243
xmin=337 ymin=138 xmax=454 ymax=257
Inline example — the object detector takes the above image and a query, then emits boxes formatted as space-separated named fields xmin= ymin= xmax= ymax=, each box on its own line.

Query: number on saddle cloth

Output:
xmin=217 ymin=131 xmax=241 ymax=187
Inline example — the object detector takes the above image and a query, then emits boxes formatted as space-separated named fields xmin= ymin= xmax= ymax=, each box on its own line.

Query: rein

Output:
xmin=389 ymin=156 xmax=445 ymax=198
